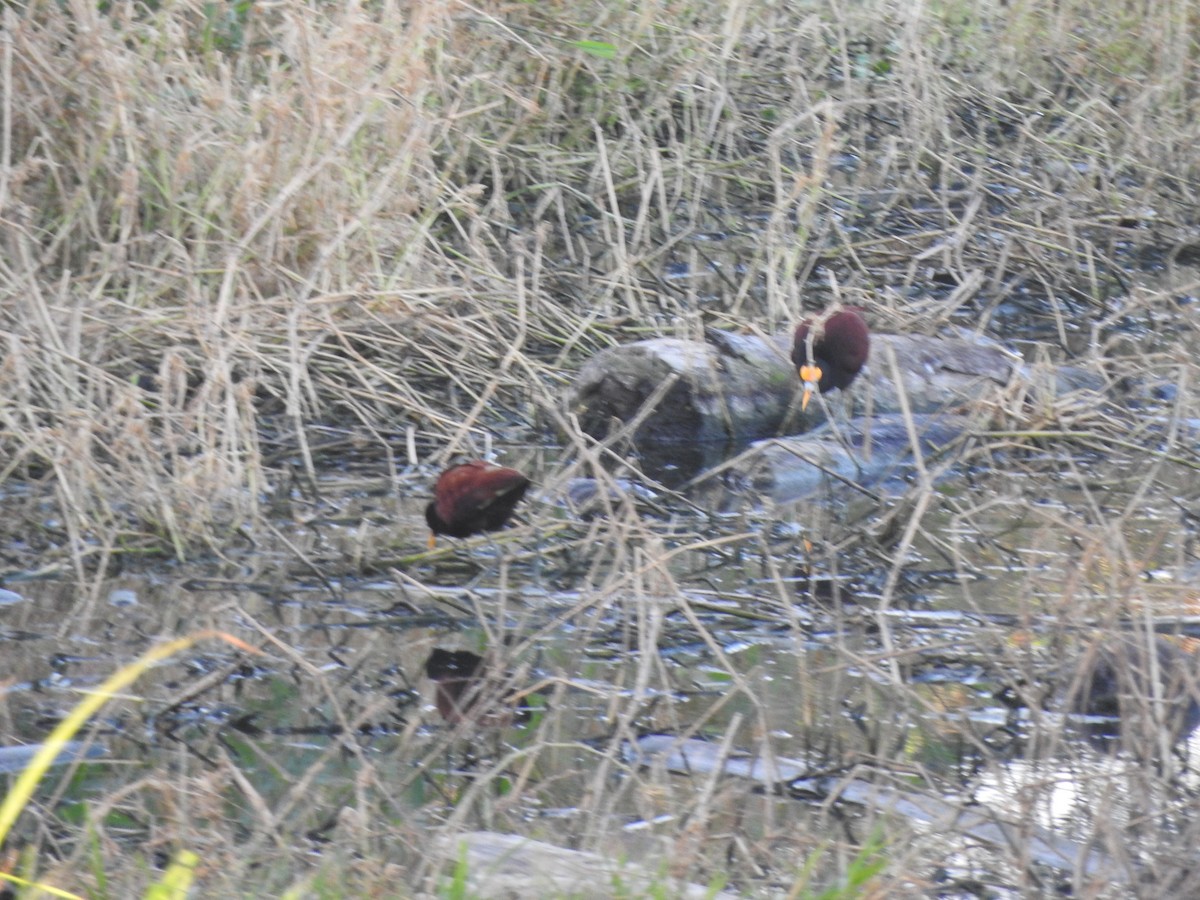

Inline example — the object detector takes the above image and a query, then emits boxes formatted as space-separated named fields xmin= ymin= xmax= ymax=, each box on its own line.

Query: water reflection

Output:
xmin=424 ymin=647 xmax=535 ymax=729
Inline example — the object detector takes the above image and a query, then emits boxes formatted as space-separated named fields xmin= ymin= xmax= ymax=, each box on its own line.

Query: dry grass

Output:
xmin=2 ymin=0 xmax=1200 ymax=895
xmin=3 ymin=0 xmax=1196 ymax=559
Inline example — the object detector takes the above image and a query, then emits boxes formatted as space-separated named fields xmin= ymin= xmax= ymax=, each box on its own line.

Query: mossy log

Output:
xmin=570 ymin=328 xmax=1105 ymax=447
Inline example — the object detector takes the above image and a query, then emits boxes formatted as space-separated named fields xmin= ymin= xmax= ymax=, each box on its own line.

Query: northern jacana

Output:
xmin=791 ymin=309 xmax=870 ymax=410
xmin=424 ymin=460 xmax=530 ymax=547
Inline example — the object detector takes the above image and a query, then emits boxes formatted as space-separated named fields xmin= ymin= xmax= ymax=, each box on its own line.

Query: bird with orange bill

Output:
xmin=791 ymin=308 xmax=870 ymax=410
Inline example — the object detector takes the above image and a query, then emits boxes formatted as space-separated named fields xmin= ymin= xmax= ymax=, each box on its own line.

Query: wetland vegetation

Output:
xmin=2 ymin=0 xmax=1200 ymax=896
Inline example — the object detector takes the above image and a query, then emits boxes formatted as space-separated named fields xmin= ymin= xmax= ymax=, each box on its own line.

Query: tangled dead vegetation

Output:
xmin=3 ymin=0 xmax=1198 ymax=562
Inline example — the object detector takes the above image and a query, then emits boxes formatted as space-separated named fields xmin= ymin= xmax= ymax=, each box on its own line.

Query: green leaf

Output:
xmin=572 ymin=40 xmax=617 ymax=60
xmin=145 ymin=850 xmax=199 ymax=900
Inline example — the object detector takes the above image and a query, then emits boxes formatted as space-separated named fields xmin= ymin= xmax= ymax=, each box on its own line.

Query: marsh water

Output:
xmin=4 ymin=379 xmax=1199 ymax=894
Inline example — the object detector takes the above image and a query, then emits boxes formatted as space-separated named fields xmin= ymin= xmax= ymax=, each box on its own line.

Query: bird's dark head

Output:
xmin=425 ymin=501 xmax=447 ymax=548
xmin=424 ymin=501 xmax=444 ymax=534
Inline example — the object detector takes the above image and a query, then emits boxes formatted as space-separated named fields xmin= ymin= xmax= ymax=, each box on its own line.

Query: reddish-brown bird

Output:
xmin=425 ymin=460 xmax=530 ymax=546
xmin=791 ymin=309 xmax=870 ymax=410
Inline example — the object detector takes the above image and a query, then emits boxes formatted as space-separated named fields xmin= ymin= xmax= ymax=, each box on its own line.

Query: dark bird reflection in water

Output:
xmin=424 ymin=648 xmax=534 ymax=729
xmin=1066 ymin=634 xmax=1200 ymax=750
